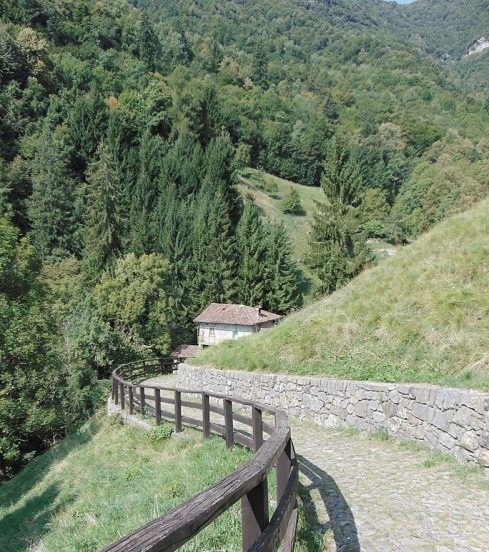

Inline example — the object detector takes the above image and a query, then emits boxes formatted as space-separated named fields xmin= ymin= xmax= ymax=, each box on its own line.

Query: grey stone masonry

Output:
xmin=177 ymin=364 xmax=489 ymax=470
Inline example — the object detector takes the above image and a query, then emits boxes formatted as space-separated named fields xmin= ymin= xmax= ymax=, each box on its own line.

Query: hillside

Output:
xmin=1 ymin=0 xmax=489 ymax=476
xmin=382 ymin=0 xmax=489 ymax=89
xmin=194 ymin=199 xmax=489 ymax=392
xmin=0 ymin=414 xmax=249 ymax=552
xmin=238 ymin=168 xmax=401 ymax=293
xmin=238 ymin=169 xmax=322 ymax=290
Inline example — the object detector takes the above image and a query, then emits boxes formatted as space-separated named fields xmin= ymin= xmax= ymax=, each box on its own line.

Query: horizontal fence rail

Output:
xmin=106 ymin=359 xmax=298 ymax=552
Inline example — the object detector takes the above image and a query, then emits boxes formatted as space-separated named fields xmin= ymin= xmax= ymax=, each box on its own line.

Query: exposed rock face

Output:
xmin=465 ymin=37 xmax=489 ymax=56
xmin=177 ymin=364 xmax=489 ymax=471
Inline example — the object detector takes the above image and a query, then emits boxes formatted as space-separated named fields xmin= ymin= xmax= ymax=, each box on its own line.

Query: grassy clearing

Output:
xmin=194 ymin=199 xmax=489 ymax=391
xmin=0 ymin=413 xmax=251 ymax=552
xmin=238 ymin=169 xmax=324 ymax=292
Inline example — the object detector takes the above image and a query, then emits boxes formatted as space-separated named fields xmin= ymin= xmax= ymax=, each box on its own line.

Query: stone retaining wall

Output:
xmin=107 ymin=397 xmax=153 ymax=431
xmin=177 ymin=364 xmax=489 ymax=470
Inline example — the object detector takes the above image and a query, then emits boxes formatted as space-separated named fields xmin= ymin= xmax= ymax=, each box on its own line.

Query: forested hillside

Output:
xmin=0 ymin=0 xmax=488 ymax=476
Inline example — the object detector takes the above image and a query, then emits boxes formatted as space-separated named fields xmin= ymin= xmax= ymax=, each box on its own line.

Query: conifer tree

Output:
xmin=203 ymin=191 xmax=237 ymax=304
xmin=236 ymin=201 xmax=267 ymax=306
xmin=252 ymin=42 xmax=268 ymax=89
xmin=160 ymin=130 xmax=203 ymax=197
xmin=281 ymin=187 xmax=304 ymax=215
xmin=28 ymin=129 xmax=79 ymax=261
xmin=129 ymin=131 xmax=165 ymax=254
xmin=307 ymin=136 xmax=371 ymax=294
xmin=138 ymin=11 xmax=162 ymax=72
xmin=264 ymin=222 xmax=301 ymax=313
xmin=203 ymin=133 xmax=241 ymax=223
xmin=68 ymin=91 xmax=108 ymax=174
xmin=83 ymin=142 xmax=123 ymax=279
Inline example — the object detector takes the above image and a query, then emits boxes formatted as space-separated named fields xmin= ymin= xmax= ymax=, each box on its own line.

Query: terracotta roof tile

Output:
xmin=194 ymin=303 xmax=282 ymax=326
xmin=171 ymin=344 xmax=201 ymax=359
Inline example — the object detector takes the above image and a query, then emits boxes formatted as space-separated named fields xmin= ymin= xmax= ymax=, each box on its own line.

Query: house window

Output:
xmin=233 ymin=329 xmax=238 ymax=339
xmin=209 ymin=328 xmax=215 ymax=337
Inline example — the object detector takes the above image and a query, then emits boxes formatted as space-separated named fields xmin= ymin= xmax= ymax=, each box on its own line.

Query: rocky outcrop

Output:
xmin=177 ymin=364 xmax=489 ymax=470
xmin=465 ymin=37 xmax=489 ymax=57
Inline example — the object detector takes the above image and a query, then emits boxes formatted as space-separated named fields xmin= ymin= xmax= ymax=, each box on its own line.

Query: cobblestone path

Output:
xmin=292 ymin=420 xmax=489 ymax=552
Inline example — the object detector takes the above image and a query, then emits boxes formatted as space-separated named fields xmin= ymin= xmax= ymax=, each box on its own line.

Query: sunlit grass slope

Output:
xmin=238 ymin=168 xmax=323 ymax=263
xmin=0 ymin=414 xmax=250 ymax=552
xmin=195 ymin=199 xmax=489 ymax=391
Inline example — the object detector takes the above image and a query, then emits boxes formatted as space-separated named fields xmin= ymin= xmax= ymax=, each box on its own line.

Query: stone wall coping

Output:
xmin=193 ymin=364 xmax=489 ymax=399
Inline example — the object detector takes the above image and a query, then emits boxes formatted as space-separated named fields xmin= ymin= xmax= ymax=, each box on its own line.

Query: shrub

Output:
xmin=148 ymin=423 xmax=173 ymax=442
xmin=281 ymin=187 xmax=304 ymax=215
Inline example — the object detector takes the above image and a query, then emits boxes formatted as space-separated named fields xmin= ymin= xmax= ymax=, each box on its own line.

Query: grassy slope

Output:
xmin=238 ymin=169 xmax=400 ymax=295
xmin=238 ymin=169 xmax=322 ymax=271
xmin=194 ymin=199 xmax=489 ymax=391
xmin=0 ymin=414 xmax=250 ymax=552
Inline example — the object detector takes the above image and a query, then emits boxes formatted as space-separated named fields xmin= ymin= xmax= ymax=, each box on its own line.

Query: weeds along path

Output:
xmin=292 ymin=420 xmax=489 ymax=552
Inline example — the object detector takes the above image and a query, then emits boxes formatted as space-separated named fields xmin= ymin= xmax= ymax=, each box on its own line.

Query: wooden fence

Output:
xmin=105 ymin=358 xmax=298 ymax=552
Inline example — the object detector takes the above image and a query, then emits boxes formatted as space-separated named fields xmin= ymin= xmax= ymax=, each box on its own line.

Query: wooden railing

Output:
xmin=105 ymin=359 xmax=298 ymax=552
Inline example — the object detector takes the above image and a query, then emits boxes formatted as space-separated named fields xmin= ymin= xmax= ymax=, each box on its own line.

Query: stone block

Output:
xmin=382 ymin=402 xmax=399 ymax=418
xmin=438 ymin=432 xmax=456 ymax=451
xmin=447 ymin=423 xmax=462 ymax=439
xmin=459 ymin=430 xmax=479 ymax=453
xmin=354 ymin=401 xmax=369 ymax=418
xmin=411 ymin=402 xmax=434 ymax=423
xmin=431 ymin=410 xmax=451 ymax=431
xmin=414 ymin=387 xmax=434 ymax=405
xmin=373 ymin=411 xmax=386 ymax=424
xmin=475 ymin=448 xmax=489 ymax=467
xmin=442 ymin=389 xmax=462 ymax=410
xmin=453 ymin=405 xmax=475 ymax=427
xmin=355 ymin=388 xmax=366 ymax=400
xmin=388 ymin=389 xmax=401 ymax=404
xmin=479 ymin=431 xmax=489 ymax=448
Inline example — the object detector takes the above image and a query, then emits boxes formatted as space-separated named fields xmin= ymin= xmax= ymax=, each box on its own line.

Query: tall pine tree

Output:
xmin=129 ymin=130 xmax=165 ymax=254
xmin=264 ymin=222 xmax=301 ymax=313
xmin=83 ymin=142 xmax=123 ymax=279
xmin=28 ymin=128 xmax=79 ymax=261
xmin=307 ymin=136 xmax=371 ymax=294
xmin=236 ymin=201 xmax=267 ymax=306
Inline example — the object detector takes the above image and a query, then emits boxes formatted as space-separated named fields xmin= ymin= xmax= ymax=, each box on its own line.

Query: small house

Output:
xmin=194 ymin=303 xmax=282 ymax=347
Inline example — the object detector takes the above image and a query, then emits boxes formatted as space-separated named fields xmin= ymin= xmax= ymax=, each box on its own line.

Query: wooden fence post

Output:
xmin=140 ymin=386 xmax=146 ymax=416
xmin=128 ymin=386 xmax=134 ymax=415
xmin=277 ymin=438 xmax=292 ymax=503
xmin=120 ymin=383 xmax=125 ymax=410
xmin=114 ymin=379 xmax=119 ymax=405
xmin=241 ymin=479 xmax=269 ymax=551
xmin=251 ymin=407 xmax=263 ymax=452
xmin=241 ymin=402 xmax=268 ymax=550
xmin=224 ymin=399 xmax=233 ymax=448
xmin=175 ymin=391 xmax=182 ymax=432
xmin=202 ymin=393 xmax=210 ymax=438
xmin=155 ymin=388 xmax=161 ymax=426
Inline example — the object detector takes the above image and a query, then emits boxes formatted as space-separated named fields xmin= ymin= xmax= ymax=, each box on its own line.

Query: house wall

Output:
xmin=198 ymin=323 xmax=254 ymax=346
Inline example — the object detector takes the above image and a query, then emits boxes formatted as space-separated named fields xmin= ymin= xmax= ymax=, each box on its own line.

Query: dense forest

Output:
xmin=0 ymin=0 xmax=488 ymax=477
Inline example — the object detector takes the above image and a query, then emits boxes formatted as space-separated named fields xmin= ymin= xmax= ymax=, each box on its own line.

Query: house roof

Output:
xmin=171 ymin=344 xmax=200 ymax=360
xmin=194 ymin=303 xmax=282 ymax=326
